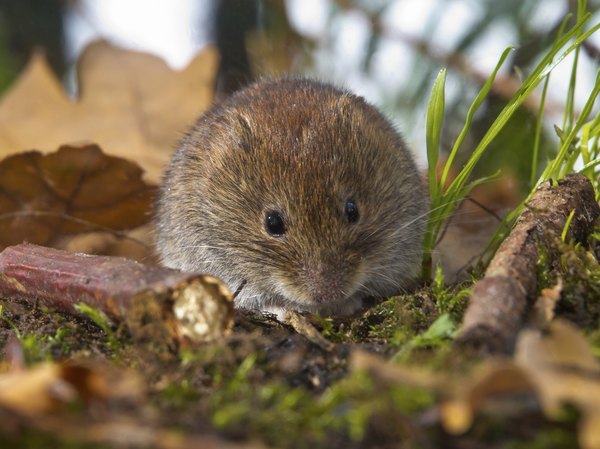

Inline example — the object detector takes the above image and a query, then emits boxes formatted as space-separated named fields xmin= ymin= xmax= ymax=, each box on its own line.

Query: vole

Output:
xmin=156 ymin=78 xmax=427 ymax=316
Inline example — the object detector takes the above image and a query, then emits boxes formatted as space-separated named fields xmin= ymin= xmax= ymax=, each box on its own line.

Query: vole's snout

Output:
xmin=297 ymin=257 xmax=362 ymax=304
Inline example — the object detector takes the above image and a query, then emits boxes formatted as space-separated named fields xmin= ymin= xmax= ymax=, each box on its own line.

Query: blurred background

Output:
xmin=0 ymin=0 xmax=598 ymax=186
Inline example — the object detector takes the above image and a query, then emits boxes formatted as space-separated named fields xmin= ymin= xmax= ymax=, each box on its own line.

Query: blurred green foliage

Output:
xmin=0 ymin=0 xmax=65 ymax=91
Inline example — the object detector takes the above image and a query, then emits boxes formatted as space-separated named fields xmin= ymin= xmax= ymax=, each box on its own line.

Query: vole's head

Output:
xmin=158 ymin=79 xmax=427 ymax=313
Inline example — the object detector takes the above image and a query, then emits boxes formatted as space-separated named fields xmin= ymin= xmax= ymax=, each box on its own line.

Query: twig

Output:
xmin=0 ymin=243 xmax=233 ymax=353
xmin=455 ymin=174 xmax=600 ymax=355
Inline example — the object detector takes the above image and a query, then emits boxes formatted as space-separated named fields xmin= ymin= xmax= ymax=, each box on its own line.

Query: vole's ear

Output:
xmin=333 ymin=91 xmax=372 ymax=125
xmin=226 ymin=113 xmax=255 ymax=154
xmin=334 ymin=92 xmax=355 ymax=118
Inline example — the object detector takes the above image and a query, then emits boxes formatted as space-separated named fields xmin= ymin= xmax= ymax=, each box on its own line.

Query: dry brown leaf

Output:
xmin=530 ymin=279 xmax=563 ymax=327
xmin=0 ymin=143 xmax=155 ymax=250
xmin=435 ymin=172 xmax=521 ymax=282
xmin=516 ymin=320 xmax=600 ymax=449
xmin=0 ymin=41 xmax=218 ymax=182
xmin=441 ymin=321 xmax=600 ymax=449
xmin=350 ymin=350 xmax=441 ymax=389
xmin=56 ymin=223 xmax=155 ymax=262
xmin=0 ymin=363 xmax=74 ymax=415
xmin=440 ymin=362 xmax=537 ymax=434
xmin=516 ymin=320 xmax=600 ymax=414
xmin=0 ymin=361 xmax=142 ymax=417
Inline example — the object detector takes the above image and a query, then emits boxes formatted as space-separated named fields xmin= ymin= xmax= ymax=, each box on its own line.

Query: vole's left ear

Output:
xmin=333 ymin=92 xmax=355 ymax=118
xmin=333 ymin=91 xmax=375 ymax=126
xmin=221 ymin=112 xmax=256 ymax=154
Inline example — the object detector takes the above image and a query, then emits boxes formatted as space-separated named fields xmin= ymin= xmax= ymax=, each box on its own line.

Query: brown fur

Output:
xmin=156 ymin=78 xmax=427 ymax=315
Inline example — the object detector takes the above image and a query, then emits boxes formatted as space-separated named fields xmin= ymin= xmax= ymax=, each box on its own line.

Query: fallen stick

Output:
xmin=455 ymin=174 xmax=600 ymax=355
xmin=0 ymin=243 xmax=233 ymax=353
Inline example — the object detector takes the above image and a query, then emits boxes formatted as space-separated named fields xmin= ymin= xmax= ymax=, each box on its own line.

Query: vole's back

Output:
xmin=156 ymin=78 xmax=427 ymax=315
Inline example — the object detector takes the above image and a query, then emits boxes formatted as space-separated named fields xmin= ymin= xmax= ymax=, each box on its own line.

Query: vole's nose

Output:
xmin=300 ymin=260 xmax=351 ymax=303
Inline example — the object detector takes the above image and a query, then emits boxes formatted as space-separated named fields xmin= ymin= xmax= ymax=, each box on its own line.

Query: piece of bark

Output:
xmin=455 ymin=174 xmax=600 ymax=355
xmin=0 ymin=243 xmax=233 ymax=353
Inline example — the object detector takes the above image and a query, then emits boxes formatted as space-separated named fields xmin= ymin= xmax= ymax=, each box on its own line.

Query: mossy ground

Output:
xmin=0 ymin=234 xmax=598 ymax=448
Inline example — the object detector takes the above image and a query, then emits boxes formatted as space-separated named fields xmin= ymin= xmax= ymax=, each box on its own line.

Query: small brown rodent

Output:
xmin=156 ymin=78 xmax=427 ymax=316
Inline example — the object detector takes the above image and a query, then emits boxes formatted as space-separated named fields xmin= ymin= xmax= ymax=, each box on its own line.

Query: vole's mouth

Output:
xmin=311 ymin=292 xmax=348 ymax=304
xmin=275 ymin=266 xmax=366 ymax=308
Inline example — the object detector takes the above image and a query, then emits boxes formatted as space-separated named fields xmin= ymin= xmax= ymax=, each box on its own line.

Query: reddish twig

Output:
xmin=0 ymin=243 xmax=233 ymax=353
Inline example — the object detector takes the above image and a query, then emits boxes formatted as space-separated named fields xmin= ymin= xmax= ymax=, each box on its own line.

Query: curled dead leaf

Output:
xmin=516 ymin=320 xmax=600 ymax=449
xmin=0 ymin=143 xmax=155 ymax=251
xmin=350 ymin=350 xmax=441 ymax=389
xmin=516 ymin=319 xmax=600 ymax=413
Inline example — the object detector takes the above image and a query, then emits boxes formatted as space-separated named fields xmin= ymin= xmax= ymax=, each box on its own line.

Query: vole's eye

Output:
xmin=345 ymin=199 xmax=359 ymax=224
xmin=265 ymin=211 xmax=286 ymax=236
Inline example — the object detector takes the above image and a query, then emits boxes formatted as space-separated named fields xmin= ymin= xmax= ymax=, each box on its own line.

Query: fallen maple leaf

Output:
xmin=0 ymin=41 xmax=218 ymax=182
xmin=0 ymin=143 xmax=155 ymax=250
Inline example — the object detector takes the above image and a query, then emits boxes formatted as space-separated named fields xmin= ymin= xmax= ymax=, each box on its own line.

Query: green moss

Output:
xmin=535 ymin=232 xmax=600 ymax=330
xmin=73 ymin=303 xmax=124 ymax=355
xmin=209 ymin=357 xmax=434 ymax=448
xmin=159 ymin=379 xmax=200 ymax=408
xmin=558 ymin=240 xmax=600 ymax=329
xmin=0 ymin=304 xmax=75 ymax=363
xmin=347 ymin=275 xmax=468 ymax=364
xmin=392 ymin=313 xmax=457 ymax=362
xmin=313 ymin=316 xmax=348 ymax=343
xmin=19 ymin=327 xmax=72 ymax=364
xmin=350 ymin=292 xmax=436 ymax=347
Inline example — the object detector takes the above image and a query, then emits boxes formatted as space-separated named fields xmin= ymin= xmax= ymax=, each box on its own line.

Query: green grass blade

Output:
xmin=423 ymin=9 xmax=598 ymax=279
xmin=561 ymin=209 xmax=576 ymax=242
xmin=562 ymin=0 xmax=587 ymax=131
xmin=546 ymin=69 xmax=600 ymax=179
xmin=530 ymin=75 xmax=550 ymax=187
xmin=447 ymin=18 xmax=599 ymax=198
xmin=426 ymin=69 xmax=447 ymax=199
xmin=439 ymin=47 xmax=514 ymax=189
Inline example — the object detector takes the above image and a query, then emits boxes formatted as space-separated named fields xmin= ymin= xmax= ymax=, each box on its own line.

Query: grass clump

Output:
xmin=422 ymin=0 xmax=600 ymax=279
xmin=431 ymin=265 xmax=470 ymax=322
